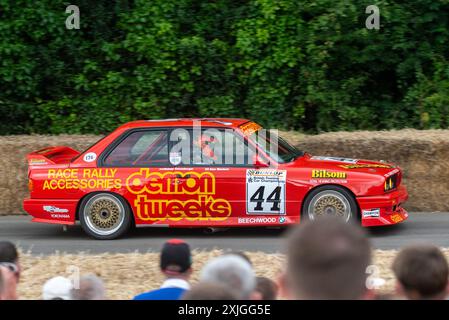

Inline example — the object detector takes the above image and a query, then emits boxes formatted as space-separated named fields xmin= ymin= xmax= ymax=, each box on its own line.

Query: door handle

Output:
xmin=176 ymin=173 xmax=191 ymax=179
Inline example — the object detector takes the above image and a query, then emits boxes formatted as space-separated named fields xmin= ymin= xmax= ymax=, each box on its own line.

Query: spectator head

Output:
xmin=160 ymin=239 xmax=192 ymax=279
xmin=0 ymin=241 xmax=20 ymax=281
xmin=71 ymin=274 xmax=106 ymax=300
xmin=255 ymin=276 xmax=278 ymax=300
xmin=42 ymin=276 xmax=73 ymax=300
xmin=283 ymin=216 xmax=372 ymax=299
xmin=393 ymin=244 xmax=449 ymax=300
xmin=228 ymin=251 xmax=252 ymax=266
xmin=0 ymin=242 xmax=18 ymax=264
xmin=182 ymin=282 xmax=238 ymax=300
xmin=200 ymin=254 xmax=256 ymax=299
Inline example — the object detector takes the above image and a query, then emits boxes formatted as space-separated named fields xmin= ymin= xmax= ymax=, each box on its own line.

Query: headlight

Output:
xmin=384 ymin=174 xmax=397 ymax=192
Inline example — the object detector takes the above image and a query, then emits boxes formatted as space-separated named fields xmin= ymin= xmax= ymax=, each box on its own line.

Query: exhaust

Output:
xmin=203 ymin=227 xmax=228 ymax=234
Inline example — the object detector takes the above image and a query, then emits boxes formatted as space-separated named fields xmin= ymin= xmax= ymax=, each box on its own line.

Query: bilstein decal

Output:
xmin=311 ymin=170 xmax=347 ymax=179
xmin=126 ymin=169 xmax=231 ymax=222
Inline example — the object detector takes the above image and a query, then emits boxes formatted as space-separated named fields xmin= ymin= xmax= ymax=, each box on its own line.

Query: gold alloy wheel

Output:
xmin=83 ymin=194 xmax=125 ymax=236
xmin=307 ymin=190 xmax=352 ymax=222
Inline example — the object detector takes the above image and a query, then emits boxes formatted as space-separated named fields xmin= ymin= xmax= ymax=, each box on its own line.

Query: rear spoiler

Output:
xmin=27 ymin=146 xmax=80 ymax=167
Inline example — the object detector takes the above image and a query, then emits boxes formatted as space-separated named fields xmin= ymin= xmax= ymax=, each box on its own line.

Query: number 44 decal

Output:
xmin=250 ymin=186 xmax=282 ymax=212
xmin=246 ymin=169 xmax=286 ymax=215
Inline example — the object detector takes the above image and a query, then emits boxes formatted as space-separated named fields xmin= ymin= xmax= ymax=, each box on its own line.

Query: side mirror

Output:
xmin=253 ymin=154 xmax=269 ymax=168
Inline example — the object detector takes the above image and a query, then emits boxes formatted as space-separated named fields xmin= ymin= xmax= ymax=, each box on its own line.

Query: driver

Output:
xmin=193 ymin=134 xmax=218 ymax=164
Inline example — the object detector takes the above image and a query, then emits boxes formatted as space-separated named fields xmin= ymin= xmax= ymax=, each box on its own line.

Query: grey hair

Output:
xmin=70 ymin=274 xmax=106 ymax=300
xmin=200 ymin=254 xmax=255 ymax=299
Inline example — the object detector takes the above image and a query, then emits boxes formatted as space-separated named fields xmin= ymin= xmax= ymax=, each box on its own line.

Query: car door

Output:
xmin=169 ymin=127 xmax=251 ymax=226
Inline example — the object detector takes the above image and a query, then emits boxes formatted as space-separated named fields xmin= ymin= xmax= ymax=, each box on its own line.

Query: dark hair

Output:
xmin=160 ymin=239 xmax=192 ymax=274
xmin=286 ymin=216 xmax=371 ymax=299
xmin=393 ymin=244 xmax=449 ymax=299
xmin=0 ymin=242 xmax=18 ymax=263
xmin=256 ymin=277 xmax=278 ymax=300
xmin=182 ymin=282 xmax=238 ymax=300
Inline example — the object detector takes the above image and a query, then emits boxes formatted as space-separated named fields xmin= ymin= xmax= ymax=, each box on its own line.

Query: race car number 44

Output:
xmin=246 ymin=169 xmax=286 ymax=215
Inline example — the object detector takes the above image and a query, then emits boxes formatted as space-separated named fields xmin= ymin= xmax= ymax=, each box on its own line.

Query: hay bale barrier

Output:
xmin=1 ymin=129 xmax=449 ymax=215
xmin=0 ymin=135 xmax=100 ymax=214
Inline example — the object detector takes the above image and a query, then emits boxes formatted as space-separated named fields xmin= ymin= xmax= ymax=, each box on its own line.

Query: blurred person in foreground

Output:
xmin=281 ymin=216 xmax=372 ymax=300
xmin=393 ymin=244 xmax=449 ymax=300
xmin=0 ymin=241 xmax=21 ymax=300
xmin=0 ymin=265 xmax=18 ymax=300
xmin=200 ymin=254 xmax=259 ymax=300
xmin=255 ymin=276 xmax=278 ymax=300
xmin=71 ymin=274 xmax=106 ymax=300
xmin=228 ymin=251 xmax=252 ymax=266
xmin=182 ymin=282 xmax=238 ymax=300
xmin=42 ymin=276 xmax=73 ymax=300
xmin=133 ymin=239 xmax=192 ymax=300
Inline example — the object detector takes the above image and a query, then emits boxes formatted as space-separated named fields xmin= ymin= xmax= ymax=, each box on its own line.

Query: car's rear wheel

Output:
xmin=79 ymin=193 xmax=132 ymax=240
xmin=302 ymin=186 xmax=358 ymax=223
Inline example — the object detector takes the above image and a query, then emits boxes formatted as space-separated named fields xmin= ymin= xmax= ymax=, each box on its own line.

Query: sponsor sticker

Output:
xmin=169 ymin=152 xmax=182 ymax=166
xmin=311 ymin=169 xmax=347 ymax=179
xmin=51 ymin=214 xmax=70 ymax=219
xmin=239 ymin=122 xmax=262 ymax=136
xmin=29 ymin=159 xmax=48 ymax=165
xmin=126 ymin=169 xmax=231 ymax=221
xmin=384 ymin=168 xmax=400 ymax=177
xmin=35 ymin=147 xmax=53 ymax=155
xmin=340 ymin=164 xmax=392 ymax=169
xmin=279 ymin=217 xmax=286 ymax=224
xmin=238 ymin=217 xmax=277 ymax=224
xmin=391 ymin=214 xmax=403 ymax=223
xmin=43 ymin=206 xmax=69 ymax=213
xmin=311 ymin=156 xmax=358 ymax=163
xmin=83 ymin=152 xmax=97 ymax=163
xmin=246 ymin=169 xmax=286 ymax=215
xmin=362 ymin=208 xmax=380 ymax=218
xmin=43 ymin=168 xmax=121 ymax=190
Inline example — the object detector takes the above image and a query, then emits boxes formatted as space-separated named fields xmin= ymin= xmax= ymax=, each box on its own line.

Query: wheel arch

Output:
xmin=75 ymin=191 xmax=136 ymax=226
xmin=301 ymin=184 xmax=361 ymax=219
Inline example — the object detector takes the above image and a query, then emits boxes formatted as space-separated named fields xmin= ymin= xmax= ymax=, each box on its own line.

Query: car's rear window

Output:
xmin=103 ymin=130 xmax=169 ymax=167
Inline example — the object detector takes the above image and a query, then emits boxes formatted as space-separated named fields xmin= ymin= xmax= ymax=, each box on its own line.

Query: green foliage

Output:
xmin=1 ymin=0 xmax=449 ymax=134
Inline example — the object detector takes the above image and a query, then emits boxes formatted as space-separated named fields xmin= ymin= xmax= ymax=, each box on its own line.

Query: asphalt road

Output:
xmin=0 ymin=213 xmax=448 ymax=255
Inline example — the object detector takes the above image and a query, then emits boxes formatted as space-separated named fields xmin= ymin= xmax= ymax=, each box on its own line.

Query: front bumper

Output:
xmin=357 ymin=185 xmax=409 ymax=227
xmin=23 ymin=198 xmax=77 ymax=225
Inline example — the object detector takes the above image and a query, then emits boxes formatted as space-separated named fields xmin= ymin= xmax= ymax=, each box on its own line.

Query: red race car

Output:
xmin=23 ymin=118 xmax=408 ymax=239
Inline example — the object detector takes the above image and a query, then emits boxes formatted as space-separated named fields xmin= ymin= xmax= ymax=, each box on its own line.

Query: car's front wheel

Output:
xmin=79 ymin=193 xmax=132 ymax=240
xmin=302 ymin=186 xmax=358 ymax=223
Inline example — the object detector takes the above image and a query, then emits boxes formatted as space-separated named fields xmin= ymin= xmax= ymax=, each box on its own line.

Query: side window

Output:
xmin=170 ymin=128 xmax=255 ymax=166
xmin=103 ymin=130 xmax=168 ymax=166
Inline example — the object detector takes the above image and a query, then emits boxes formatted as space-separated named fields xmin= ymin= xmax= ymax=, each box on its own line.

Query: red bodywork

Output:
xmin=23 ymin=118 xmax=408 ymax=228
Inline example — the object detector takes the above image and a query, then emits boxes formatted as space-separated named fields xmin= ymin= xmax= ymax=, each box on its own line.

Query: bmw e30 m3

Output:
xmin=23 ymin=118 xmax=408 ymax=239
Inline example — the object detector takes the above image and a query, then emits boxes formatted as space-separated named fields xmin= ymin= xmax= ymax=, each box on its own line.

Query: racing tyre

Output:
xmin=79 ymin=193 xmax=132 ymax=240
xmin=302 ymin=185 xmax=358 ymax=223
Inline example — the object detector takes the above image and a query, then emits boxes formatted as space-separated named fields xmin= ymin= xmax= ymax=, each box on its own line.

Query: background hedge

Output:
xmin=1 ymin=0 xmax=449 ymax=134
